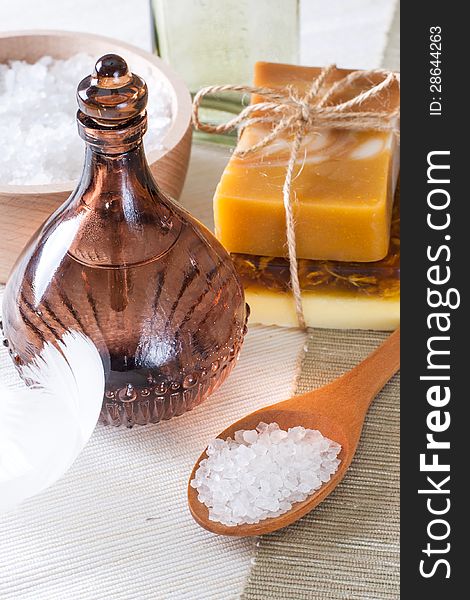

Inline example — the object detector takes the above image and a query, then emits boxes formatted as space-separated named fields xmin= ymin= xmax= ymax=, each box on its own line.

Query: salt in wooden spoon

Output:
xmin=188 ymin=329 xmax=400 ymax=537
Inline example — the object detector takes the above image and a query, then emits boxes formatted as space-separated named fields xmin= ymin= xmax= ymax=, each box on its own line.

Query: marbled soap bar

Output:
xmin=214 ymin=62 xmax=400 ymax=262
xmin=232 ymin=193 xmax=400 ymax=330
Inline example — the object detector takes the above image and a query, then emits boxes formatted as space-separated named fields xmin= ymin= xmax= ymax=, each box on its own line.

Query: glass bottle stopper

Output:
xmin=77 ymin=54 xmax=148 ymax=124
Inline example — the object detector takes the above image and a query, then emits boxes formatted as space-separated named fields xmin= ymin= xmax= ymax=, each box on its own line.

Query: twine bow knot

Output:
xmin=296 ymin=98 xmax=313 ymax=124
xmin=192 ymin=65 xmax=400 ymax=329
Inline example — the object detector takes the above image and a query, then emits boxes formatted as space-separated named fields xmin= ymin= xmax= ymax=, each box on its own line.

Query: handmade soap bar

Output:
xmin=214 ymin=62 xmax=400 ymax=262
xmin=232 ymin=194 xmax=400 ymax=330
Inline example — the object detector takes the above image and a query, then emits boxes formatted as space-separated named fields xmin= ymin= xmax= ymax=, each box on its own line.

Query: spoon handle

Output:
xmin=328 ymin=328 xmax=400 ymax=412
xmin=288 ymin=329 xmax=400 ymax=427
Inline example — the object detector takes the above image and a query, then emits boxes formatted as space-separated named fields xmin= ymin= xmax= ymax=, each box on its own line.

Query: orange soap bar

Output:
xmin=214 ymin=62 xmax=400 ymax=262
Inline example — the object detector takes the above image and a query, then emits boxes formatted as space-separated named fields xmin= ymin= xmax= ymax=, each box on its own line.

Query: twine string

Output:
xmin=192 ymin=65 xmax=400 ymax=329
xmin=282 ymin=127 xmax=306 ymax=329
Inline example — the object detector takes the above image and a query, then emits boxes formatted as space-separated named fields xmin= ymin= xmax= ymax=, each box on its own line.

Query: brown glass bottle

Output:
xmin=1 ymin=54 xmax=248 ymax=427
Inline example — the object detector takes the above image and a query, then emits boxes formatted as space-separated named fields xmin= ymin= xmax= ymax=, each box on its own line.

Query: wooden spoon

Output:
xmin=188 ymin=329 xmax=400 ymax=537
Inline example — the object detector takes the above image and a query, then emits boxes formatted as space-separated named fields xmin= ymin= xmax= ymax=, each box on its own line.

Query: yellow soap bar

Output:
xmin=214 ymin=62 xmax=400 ymax=262
xmin=243 ymin=290 xmax=399 ymax=331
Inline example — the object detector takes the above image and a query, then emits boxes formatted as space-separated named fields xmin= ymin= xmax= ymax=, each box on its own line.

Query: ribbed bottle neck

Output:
xmin=77 ymin=110 xmax=148 ymax=155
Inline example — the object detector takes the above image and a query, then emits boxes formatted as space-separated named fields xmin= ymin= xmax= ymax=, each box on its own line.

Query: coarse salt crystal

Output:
xmin=191 ymin=422 xmax=342 ymax=526
xmin=243 ymin=430 xmax=258 ymax=444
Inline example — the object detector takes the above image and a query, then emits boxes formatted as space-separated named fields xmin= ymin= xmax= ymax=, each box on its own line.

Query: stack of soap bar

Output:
xmin=213 ymin=62 xmax=400 ymax=330
xmin=232 ymin=193 xmax=400 ymax=330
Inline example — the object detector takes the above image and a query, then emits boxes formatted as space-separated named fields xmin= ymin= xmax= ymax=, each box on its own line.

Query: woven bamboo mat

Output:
xmin=242 ymin=329 xmax=400 ymax=599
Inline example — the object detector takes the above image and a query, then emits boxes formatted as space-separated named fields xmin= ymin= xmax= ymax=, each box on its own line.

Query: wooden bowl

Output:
xmin=0 ymin=30 xmax=193 ymax=283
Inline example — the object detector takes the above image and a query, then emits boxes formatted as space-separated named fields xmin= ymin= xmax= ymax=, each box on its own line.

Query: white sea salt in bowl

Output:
xmin=0 ymin=31 xmax=192 ymax=283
